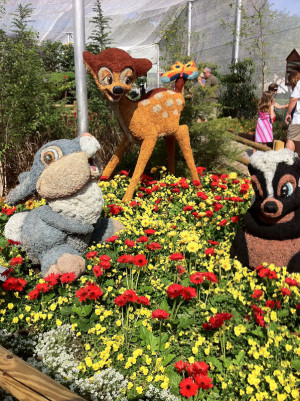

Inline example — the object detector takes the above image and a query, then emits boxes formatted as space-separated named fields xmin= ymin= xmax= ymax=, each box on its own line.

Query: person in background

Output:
xmin=254 ymin=91 xmax=275 ymax=151
xmin=198 ymin=67 xmax=219 ymax=119
xmin=268 ymin=83 xmax=288 ymax=110
xmin=285 ymin=71 xmax=300 ymax=153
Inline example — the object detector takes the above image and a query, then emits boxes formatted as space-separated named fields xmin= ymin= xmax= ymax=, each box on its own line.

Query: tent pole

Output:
xmin=73 ymin=0 xmax=89 ymax=136
xmin=232 ymin=0 xmax=242 ymax=64
xmin=187 ymin=0 xmax=193 ymax=57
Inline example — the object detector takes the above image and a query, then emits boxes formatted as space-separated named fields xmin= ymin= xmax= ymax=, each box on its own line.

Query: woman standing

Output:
xmin=285 ymin=71 xmax=300 ymax=153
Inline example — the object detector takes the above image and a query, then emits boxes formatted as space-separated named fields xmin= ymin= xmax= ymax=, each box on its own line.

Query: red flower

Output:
xmin=281 ymin=287 xmax=291 ymax=296
xmin=196 ymin=166 xmax=206 ymax=175
xmin=285 ymin=277 xmax=299 ymax=287
xmin=204 ymin=248 xmax=214 ymax=257
xmin=93 ymin=265 xmax=103 ymax=278
xmin=7 ymin=239 xmax=21 ymax=246
xmin=266 ymin=300 xmax=275 ymax=309
xmin=169 ymin=253 xmax=185 ymax=261
xmin=240 ymin=183 xmax=249 ymax=194
xmin=100 ymin=255 xmax=111 ymax=262
xmin=44 ymin=273 xmax=60 ymax=286
xmin=167 ymin=283 xmax=183 ymax=299
xmin=9 ymin=257 xmax=23 ymax=266
xmin=203 ymin=272 xmax=218 ymax=283
xmin=105 ymin=235 xmax=119 ymax=243
xmin=134 ymin=254 xmax=148 ymax=267
xmin=124 ymin=239 xmax=135 ymax=248
xmin=123 ymin=289 xmax=138 ymax=303
xmin=86 ymin=283 xmax=103 ymax=300
xmin=179 ymin=378 xmax=198 ymax=398
xmin=119 ymin=170 xmax=129 ymax=176
xmin=144 ymin=229 xmax=156 ymax=235
xmin=75 ymin=287 xmax=90 ymax=302
xmin=181 ymin=286 xmax=197 ymax=300
xmin=191 ymin=361 xmax=209 ymax=376
xmin=146 ymin=242 xmax=162 ymax=251
xmin=213 ymin=203 xmax=223 ymax=212
xmin=114 ymin=295 xmax=127 ymax=307
xmin=254 ymin=312 xmax=265 ymax=327
xmin=251 ymin=289 xmax=263 ymax=300
xmin=190 ymin=272 xmax=204 ymax=285
xmin=137 ymin=296 xmax=150 ymax=306
xmin=192 ymin=180 xmax=201 ymax=187
xmin=117 ymin=255 xmax=135 ymax=264
xmin=152 ymin=309 xmax=169 ymax=320
xmin=203 ymin=312 xmax=233 ymax=330
xmin=2 ymin=277 xmax=27 ymax=292
xmin=99 ymin=260 xmax=111 ymax=269
xmin=177 ymin=265 xmax=186 ymax=274
xmin=60 ymin=272 xmax=76 ymax=284
xmin=136 ymin=236 xmax=149 ymax=243
xmin=174 ymin=360 xmax=189 ymax=374
xmin=231 ymin=216 xmax=240 ymax=223
xmin=219 ymin=219 xmax=227 ymax=226
xmin=36 ymin=283 xmax=50 ymax=293
xmin=1 ymin=207 xmax=16 ymax=216
xmin=86 ymin=251 xmax=98 ymax=259
xmin=194 ymin=374 xmax=213 ymax=390
xmin=275 ymin=300 xmax=282 ymax=309
xmin=183 ymin=205 xmax=193 ymax=211
xmin=197 ymin=191 xmax=208 ymax=200
xmin=207 ymin=240 xmax=219 ymax=246
xmin=205 ymin=210 xmax=213 ymax=217
xmin=28 ymin=288 xmax=40 ymax=300
xmin=108 ymin=204 xmax=124 ymax=215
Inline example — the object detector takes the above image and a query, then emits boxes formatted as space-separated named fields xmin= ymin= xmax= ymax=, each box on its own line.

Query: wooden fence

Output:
xmin=0 ymin=346 xmax=86 ymax=401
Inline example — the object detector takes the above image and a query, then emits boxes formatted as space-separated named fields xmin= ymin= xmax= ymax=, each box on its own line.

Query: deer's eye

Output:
xmin=120 ymin=68 xmax=134 ymax=85
xmin=98 ymin=67 xmax=113 ymax=86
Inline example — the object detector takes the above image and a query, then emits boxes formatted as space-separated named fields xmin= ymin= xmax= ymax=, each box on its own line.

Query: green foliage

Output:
xmin=39 ymin=40 xmax=65 ymax=72
xmin=220 ymin=58 xmax=257 ymax=119
xmin=0 ymin=4 xmax=74 ymax=190
xmin=187 ymin=119 xmax=242 ymax=173
xmin=87 ymin=0 xmax=112 ymax=53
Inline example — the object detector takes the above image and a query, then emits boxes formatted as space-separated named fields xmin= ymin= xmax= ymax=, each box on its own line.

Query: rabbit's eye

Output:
xmin=41 ymin=146 xmax=62 ymax=165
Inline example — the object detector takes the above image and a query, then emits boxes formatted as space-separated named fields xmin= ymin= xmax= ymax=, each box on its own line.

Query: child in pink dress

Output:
xmin=255 ymin=91 xmax=275 ymax=149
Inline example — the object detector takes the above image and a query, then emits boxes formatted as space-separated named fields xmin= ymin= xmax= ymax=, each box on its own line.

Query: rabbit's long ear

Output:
xmin=6 ymin=172 xmax=36 ymax=205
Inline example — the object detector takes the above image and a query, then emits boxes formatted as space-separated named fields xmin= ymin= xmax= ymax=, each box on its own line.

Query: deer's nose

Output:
xmin=112 ymin=86 xmax=124 ymax=95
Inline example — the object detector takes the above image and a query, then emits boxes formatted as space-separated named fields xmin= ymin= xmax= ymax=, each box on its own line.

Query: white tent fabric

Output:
xmin=2 ymin=0 xmax=300 ymax=92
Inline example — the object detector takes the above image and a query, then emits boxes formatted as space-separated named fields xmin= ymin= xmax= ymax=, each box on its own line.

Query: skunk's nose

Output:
xmin=112 ymin=86 xmax=124 ymax=95
xmin=264 ymin=201 xmax=278 ymax=214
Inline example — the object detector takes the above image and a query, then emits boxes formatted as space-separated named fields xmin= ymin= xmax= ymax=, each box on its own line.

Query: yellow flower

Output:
xmin=7 ymin=303 xmax=14 ymax=310
xmin=56 ymin=319 xmax=62 ymax=326
xmin=186 ymin=241 xmax=199 ymax=253
xmin=127 ymin=382 xmax=133 ymax=390
xmin=136 ymin=386 xmax=143 ymax=394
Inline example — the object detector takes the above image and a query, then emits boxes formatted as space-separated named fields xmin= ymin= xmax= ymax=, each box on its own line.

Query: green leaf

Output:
xmin=59 ymin=306 xmax=72 ymax=316
xmin=210 ymin=294 xmax=228 ymax=305
xmin=72 ymin=304 xmax=93 ymax=317
xmin=177 ymin=313 xmax=195 ymax=330
xmin=159 ymin=299 xmax=171 ymax=313
xmin=291 ymin=359 xmax=300 ymax=372
xmin=164 ymin=365 xmax=181 ymax=395
xmin=42 ymin=293 xmax=55 ymax=303
xmin=277 ymin=309 xmax=289 ymax=318
xmin=206 ymin=356 xmax=223 ymax=373
xmin=162 ymin=354 xmax=176 ymax=367
xmin=233 ymin=350 xmax=245 ymax=366
xmin=139 ymin=326 xmax=158 ymax=350
xmin=250 ymin=328 xmax=265 ymax=338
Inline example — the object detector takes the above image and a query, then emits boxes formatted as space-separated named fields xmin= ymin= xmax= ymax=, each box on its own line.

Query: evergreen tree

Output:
xmin=88 ymin=0 xmax=111 ymax=53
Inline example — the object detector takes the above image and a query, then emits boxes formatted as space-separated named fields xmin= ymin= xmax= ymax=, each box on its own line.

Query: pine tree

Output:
xmin=88 ymin=0 xmax=111 ymax=53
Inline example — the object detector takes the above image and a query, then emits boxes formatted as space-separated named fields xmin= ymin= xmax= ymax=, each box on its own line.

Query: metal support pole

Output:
xmin=187 ymin=0 xmax=193 ymax=57
xmin=73 ymin=0 xmax=89 ymax=136
xmin=232 ymin=0 xmax=242 ymax=64
xmin=156 ymin=43 xmax=160 ymax=88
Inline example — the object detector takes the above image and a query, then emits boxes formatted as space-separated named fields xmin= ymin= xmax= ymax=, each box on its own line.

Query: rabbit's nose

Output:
xmin=80 ymin=134 xmax=101 ymax=157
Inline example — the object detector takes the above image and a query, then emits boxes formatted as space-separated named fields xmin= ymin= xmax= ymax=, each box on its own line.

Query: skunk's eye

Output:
xmin=41 ymin=146 xmax=63 ymax=165
xmin=280 ymin=182 xmax=293 ymax=198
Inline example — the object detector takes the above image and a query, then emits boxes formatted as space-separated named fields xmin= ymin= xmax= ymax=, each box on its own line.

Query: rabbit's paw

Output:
xmin=45 ymin=254 xmax=86 ymax=278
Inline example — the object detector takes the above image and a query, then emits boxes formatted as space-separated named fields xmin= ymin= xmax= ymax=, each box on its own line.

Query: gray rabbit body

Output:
xmin=4 ymin=134 xmax=123 ymax=277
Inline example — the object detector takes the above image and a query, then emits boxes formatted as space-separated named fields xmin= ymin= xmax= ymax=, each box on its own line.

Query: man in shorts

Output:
xmin=285 ymin=77 xmax=300 ymax=154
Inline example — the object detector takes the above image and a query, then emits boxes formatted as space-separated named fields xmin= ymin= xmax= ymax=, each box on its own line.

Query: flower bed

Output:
xmin=0 ymin=167 xmax=299 ymax=401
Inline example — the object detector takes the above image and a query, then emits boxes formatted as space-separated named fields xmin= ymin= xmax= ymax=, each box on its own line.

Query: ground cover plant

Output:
xmin=0 ymin=168 xmax=299 ymax=401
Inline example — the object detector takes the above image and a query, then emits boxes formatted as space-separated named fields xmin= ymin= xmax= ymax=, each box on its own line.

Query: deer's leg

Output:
xmin=164 ymin=136 xmax=176 ymax=175
xmin=122 ymin=136 xmax=158 ymax=202
xmin=175 ymin=125 xmax=200 ymax=185
xmin=102 ymin=135 xmax=129 ymax=179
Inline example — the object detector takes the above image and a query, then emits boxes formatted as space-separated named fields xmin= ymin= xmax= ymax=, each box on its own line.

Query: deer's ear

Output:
xmin=83 ymin=51 xmax=98 ymax=74
xmin=134 ymin=58 xmax=152 ymax=78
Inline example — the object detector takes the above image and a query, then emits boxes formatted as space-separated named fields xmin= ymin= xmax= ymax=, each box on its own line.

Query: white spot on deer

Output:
xmin=162 ymin=112 xmax=169 ymax=119
xmin=153 ymin=104 xmax=162 ymax=113
xmin=173 ymin=109 xmax=179 ymax=115
xmin=141 ymin=99 xmax=150 ymax=106
xmin=165 ymin=99 xmax=174 ymax=107
xmin=167 ymin=90 xmax=175 ymax=95
xmin=154 ymin=92 xmax=164 ymax=100
xmin=176 ymin=98 xmax=183 ymax=106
